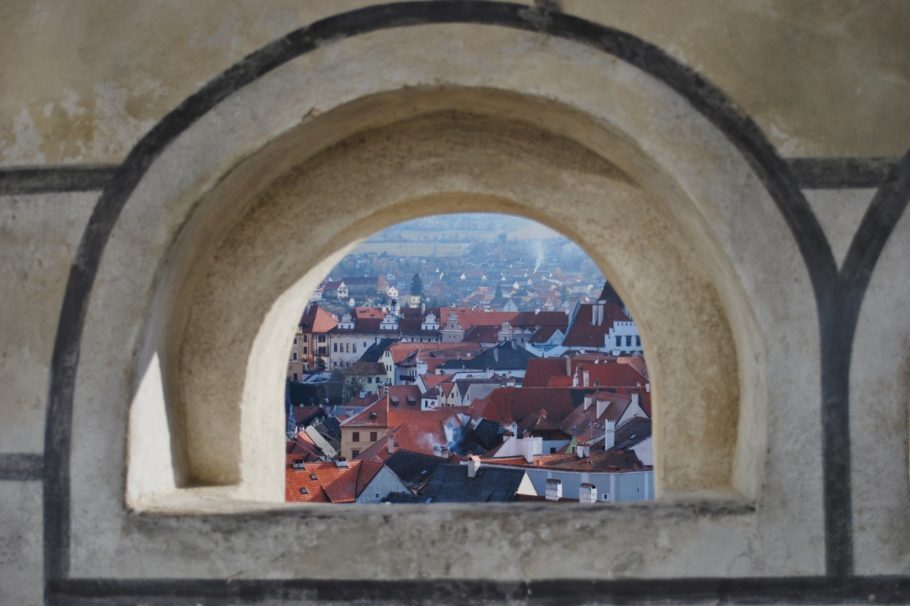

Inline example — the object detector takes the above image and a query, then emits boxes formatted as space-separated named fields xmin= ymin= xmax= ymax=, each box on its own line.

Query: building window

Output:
xmin=370 ymin=431 xmax=378 ymax=442
xmin=626 ymin=335 xmax=632 ymax=347
xmin=333 ymin=343 xmax=338 ymax=352
xmin=292 ymin=352 xmax=298 ymax=361
xmin=351 ymin=449 xmax=360 ymax=458
xmin=293 ymin=337 xmax=298 ymax=345
xmin=615 ymin=336 xmax=621 ymax=347
xmin=299 ymin=487 xmax=308 ymax=495
xmin=303 ymin=346 xmax=308 ymax=355
xmin=318 ymin=335 xmax=326 ymax=343
xmin=636 ymin=336 xmax=641 ymax=347
xmin=292 ymin=373 xmax=298 ymax=381
xmin=353 ymin=343 xmax=357 ymax=353
xmin=352 ymin=432 xmax=360 ymax=442
xmin=303 ymin=334 xmax=308 ymax=342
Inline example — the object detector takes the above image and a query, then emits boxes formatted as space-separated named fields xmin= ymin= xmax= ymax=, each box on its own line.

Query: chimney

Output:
xmin=583 ymin=369 xmax=590 ymax=388
xmin=605 ymin=420 xmax=616 ymax=450
xmin=645 ymin=382 xmax=651 ymax=393
xmin=579 ymin=482 xmax=598 ymax=504
xmin=545 ymin=478 xmax=563 ymax=501
xmin=386 ymin=433 xmax=394 ymax=455
xmin=575 ymin=444 xmax=590 ymax=459
xmin=383 ymin=385 xmax=390 ymax=396
xmin=493 ymin=346 xmax=499 ymax=363
xmin=467 ymin=455 xmax=481 ymax=478
xmin=522 ymin=437 xmax=541 ymax=463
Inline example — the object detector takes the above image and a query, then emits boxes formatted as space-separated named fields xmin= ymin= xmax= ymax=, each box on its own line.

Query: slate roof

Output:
xmin=611 ymin=416 xmax=652 ymax=451
xmin=416 ymin=463 xmax=529 ymax=502
xmin=466 ymin=419 xmax=504 ymax=451
xmin=359 ymin=338 xmax=396 ymax=363
xmin=438 ymin=342 xmax=537 ymax=372
xmin=384 ymin=449 xmax=445 ymax=490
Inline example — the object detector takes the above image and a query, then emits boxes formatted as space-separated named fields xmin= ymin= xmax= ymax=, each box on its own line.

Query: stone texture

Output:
xmin=1 ymin=0 xmax=906 ymax=165
xmin=805 ymin=188 xmax=877 ymax=269
xmin=0 ymin=192 xmax=96 ymax=453
xmin=0 ymin=482 xmax=42 ymax=606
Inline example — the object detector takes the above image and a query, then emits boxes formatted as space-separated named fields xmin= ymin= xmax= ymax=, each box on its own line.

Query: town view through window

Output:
xmin=285 ymin=214 xmax=653 ymax=504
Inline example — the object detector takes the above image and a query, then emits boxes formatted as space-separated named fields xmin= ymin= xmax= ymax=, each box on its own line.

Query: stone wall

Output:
xmin=1 ymin=2 xmax=907 ymax=604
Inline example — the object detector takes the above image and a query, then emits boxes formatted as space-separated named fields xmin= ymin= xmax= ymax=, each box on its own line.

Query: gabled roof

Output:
xmin=419 ymin=373 xmax=453 ymax=390
xmin=417 ymin=463 xmax=529 ymax=502
xmin=359 ymin=338 xmax=396 ymax=363
xmin=562 ymin=302 xmax=629 ymax=347
xmin=285 ymin=460 xmax=385 ymax=503
xmin=529 ymin=325 xmax=563 ymax=343
xmin=299 ymin=305 xmax=338 ymax=334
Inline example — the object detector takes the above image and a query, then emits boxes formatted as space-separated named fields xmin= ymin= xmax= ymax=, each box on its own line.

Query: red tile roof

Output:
xmin=572 ymin=361 xmax=647 ymax=388
xmin=285 ymin=460 xmax=385 ymax=503
xmin=438 ymin=307 xmax=518 ymax=328
xmin=420 ymin=373 xmax=453 ymax=390
xmin=462 ymin=324 xmax=501 ymax=343
xmin=469 ymin=387 xmax=577 ymax=426
xmin=562 ymin=302 xmax=628 ymax=347
xmin=523 ymin=358 xmax=569 ymax=388
xmin=299 ymin=305 xmax=338 ymax=334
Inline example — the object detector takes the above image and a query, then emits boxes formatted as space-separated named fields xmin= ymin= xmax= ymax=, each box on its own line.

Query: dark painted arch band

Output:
xmin=45 ymin=1 xmax=890 ymax=599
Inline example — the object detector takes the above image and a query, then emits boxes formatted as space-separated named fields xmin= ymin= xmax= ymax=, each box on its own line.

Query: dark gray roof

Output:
xmin=467 ymin=419 xmax=503 ymax=451
xmin=384 ymin=450 xmax=445 ymax=489
xmin=438 ymin=341 xmax=537 ymax=372
xmin=359 ymin=338 xmax=396 ymax=363
xmin=418 ymin=464 xmax=527 ymax=502
xmin=611 ymin=416 xmax=652 ymax=451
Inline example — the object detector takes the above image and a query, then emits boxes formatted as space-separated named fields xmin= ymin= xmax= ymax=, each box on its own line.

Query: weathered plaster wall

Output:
xmin=1 ymin=0 xmax=907 ymax=165
xmin=0 ymin=2 xmax=907 ymax=604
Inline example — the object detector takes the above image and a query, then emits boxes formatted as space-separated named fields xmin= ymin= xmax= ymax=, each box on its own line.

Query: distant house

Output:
xmin=288 ymin=305 xmax=338 ymax=375
xmin=285 ymin=459 xmax=408 ymax=504
xmin=555 ymin=282 xmax=643 ymax=356
xmin=437 ymin=341 xmax=537 ymax=379
xmin=481 ymin=449 xmax=652 ymax=502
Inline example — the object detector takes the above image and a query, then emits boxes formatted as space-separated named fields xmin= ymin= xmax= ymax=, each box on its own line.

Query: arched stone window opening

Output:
xmin=119 ymin=91 xmax=765 ymax=512
xmin=283 ymin=213 xmax=655 ymax=504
